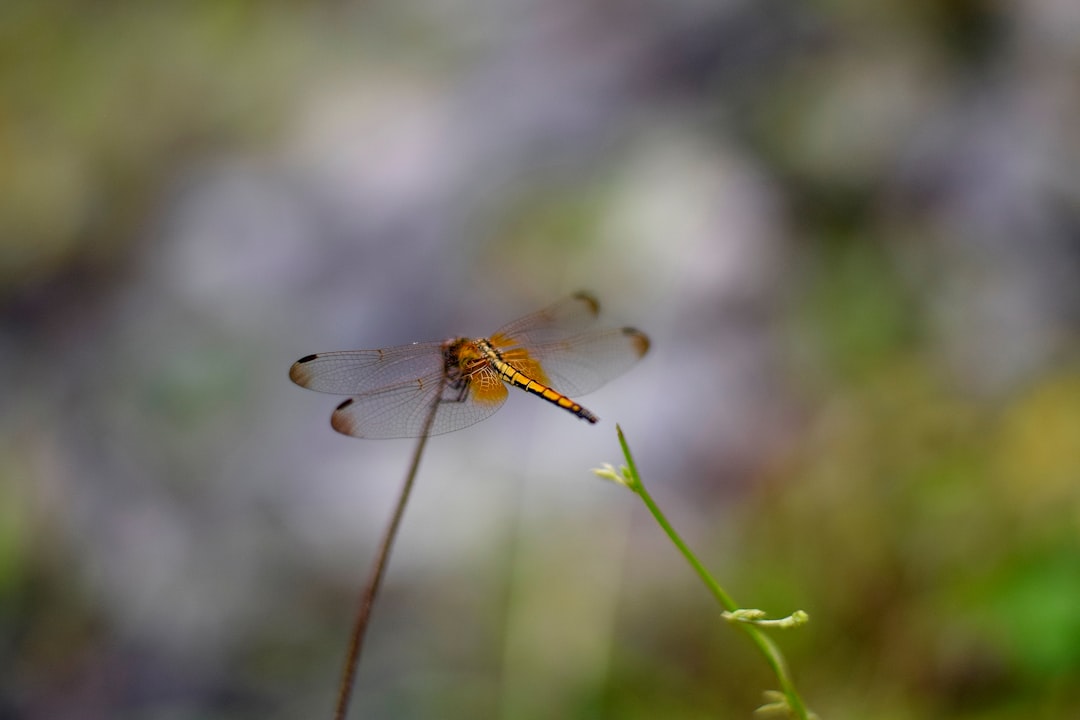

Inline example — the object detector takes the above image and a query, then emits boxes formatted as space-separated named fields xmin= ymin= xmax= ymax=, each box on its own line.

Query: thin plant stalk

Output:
xmin=332 ymin=392 xmax=443 ymax=720
xmin=612 ymin=425 xmax=813 ymax=720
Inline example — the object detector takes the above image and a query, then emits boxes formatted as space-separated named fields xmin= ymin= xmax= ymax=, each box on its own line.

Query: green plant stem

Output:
xmin=616 ymin=427 xmax=811 ymax=720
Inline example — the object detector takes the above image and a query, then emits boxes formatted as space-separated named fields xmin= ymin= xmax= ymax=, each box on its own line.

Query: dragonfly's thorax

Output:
xmin=438 ymin=337 xmax=501 ymax=404
xmin=441 ymin=338 xmax=474 ymax=379
xmin=442 ymin=337 xmax=492 ymax=373
xmin=474 ymin=337 xmax=503 ymax=363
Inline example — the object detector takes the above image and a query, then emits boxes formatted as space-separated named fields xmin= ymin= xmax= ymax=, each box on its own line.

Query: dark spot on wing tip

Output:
xmin=290 ymin=355 xmax=318 ymax=383
xmin=623 ymin=327 xmax=651 ymax=357
xmin=331 ymin=403 xmax=358 ymax=437
xmin=572 ymin=291 xmax=600 ymax=316
xmin=288 ymin=363 xmax=308 ymax=385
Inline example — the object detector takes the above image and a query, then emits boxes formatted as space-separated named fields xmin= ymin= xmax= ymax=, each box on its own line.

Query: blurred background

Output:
xmin=2 ymin=1 xmax=1079 ymax=718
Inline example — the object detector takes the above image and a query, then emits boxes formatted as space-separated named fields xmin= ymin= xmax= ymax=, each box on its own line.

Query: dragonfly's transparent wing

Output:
xmin=289 ymin=342 xmax=449 ymax=395
xmin=290 ymin=342 xmax=508 ymax=438
xmin=330 ymin=376 xmax=507 ymax=438
xmin=488 ymin=292 xmax=603 ymax=347
xmin=488 ymin=293 xmax=650 ymax=397
xmin=501 ymin=327 xmax=650 ymax=397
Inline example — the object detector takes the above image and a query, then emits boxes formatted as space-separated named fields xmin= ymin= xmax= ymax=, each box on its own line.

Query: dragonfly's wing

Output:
xmin=289 ymin=342 xmax=449 ymax=395
xmin=489 ymin=292 xmax=603 ymax=347
xmin=330 ymin=370 xmax=508 ymax=438
xmin=489 ymin=293 xmax=650 ymax=397
xmin=290 ymin=342 xmax=509 ymax=438
xmin=510 ymin=326 xmax=651 ymax=397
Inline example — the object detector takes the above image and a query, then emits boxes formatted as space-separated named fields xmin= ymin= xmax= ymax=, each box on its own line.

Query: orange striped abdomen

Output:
xmin=476 ymin=339 xmax=598 ymax=423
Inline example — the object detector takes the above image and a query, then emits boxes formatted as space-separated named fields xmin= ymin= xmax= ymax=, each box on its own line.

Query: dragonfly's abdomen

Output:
xmin=476 ymin=339 xmax=599 ymax=423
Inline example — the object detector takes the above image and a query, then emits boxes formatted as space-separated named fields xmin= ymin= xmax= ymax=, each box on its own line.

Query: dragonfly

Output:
xmin=289 ymin=292 xmax=650 ymax=438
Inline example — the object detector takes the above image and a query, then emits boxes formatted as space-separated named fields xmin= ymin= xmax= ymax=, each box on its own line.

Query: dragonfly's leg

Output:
xmin=440 ymin=339 xmax=473 ymax=405
xmin=442 ymin=376 xmax=471 ymax=404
